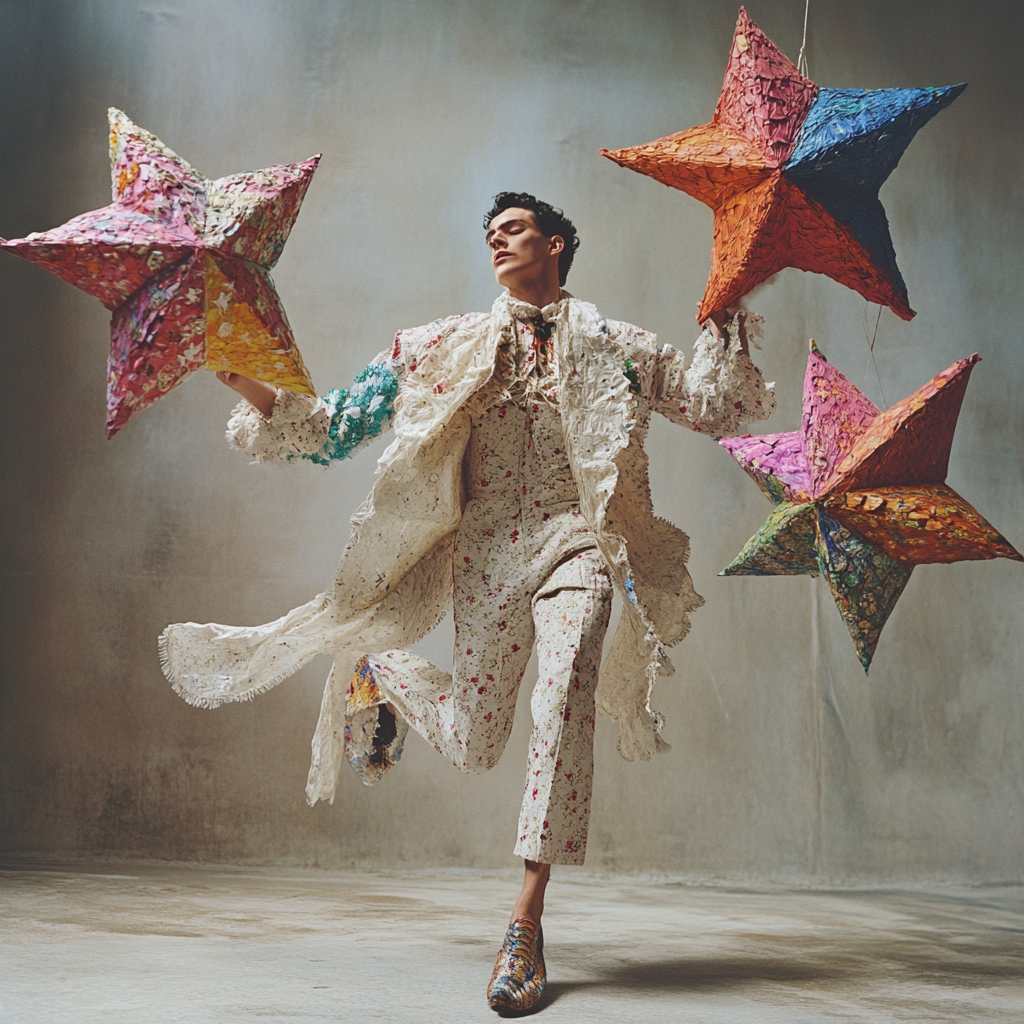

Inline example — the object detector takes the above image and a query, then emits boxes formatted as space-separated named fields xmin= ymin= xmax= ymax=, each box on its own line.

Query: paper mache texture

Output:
xmin=719 ymin=342 xmax=1022 ymax=671
xmin=600 ymin=8 xmax=965 ymax=323
xmin=1 ymin=109 xmax=318 ymax=436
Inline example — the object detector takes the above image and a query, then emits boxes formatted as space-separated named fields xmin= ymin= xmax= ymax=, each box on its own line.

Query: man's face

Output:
xmin=485 ymin=207 xmax=563 ymax=289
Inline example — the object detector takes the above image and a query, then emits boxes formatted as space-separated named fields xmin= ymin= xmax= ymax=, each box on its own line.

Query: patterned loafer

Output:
xmin=486 ymin=917 xmax=546 ymax=1015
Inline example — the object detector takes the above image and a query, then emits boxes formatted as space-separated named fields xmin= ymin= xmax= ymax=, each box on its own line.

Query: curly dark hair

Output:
xmin=483 ymin=192 xmax=580 ymax=286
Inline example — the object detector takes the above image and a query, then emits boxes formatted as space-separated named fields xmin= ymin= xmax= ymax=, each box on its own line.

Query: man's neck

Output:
xmin=505 ymin=280 xmax=561 ymax=310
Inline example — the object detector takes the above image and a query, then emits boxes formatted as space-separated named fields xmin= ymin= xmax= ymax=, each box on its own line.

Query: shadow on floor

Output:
xmin=539 ymin=954 xmax=844 ymax=1005
xmin=494 ymin=956 xmax=845 ymax=1016
xmin=533 ymin=937 xmax=1024 ymax=1011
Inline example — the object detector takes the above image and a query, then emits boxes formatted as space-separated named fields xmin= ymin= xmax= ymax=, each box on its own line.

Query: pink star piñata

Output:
xmin=1 ymin=108 xmax=319 ymax=437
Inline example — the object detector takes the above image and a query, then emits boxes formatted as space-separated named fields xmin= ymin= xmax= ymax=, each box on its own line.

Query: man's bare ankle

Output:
xmin=511 ymin=903 xmax=544 ymax=925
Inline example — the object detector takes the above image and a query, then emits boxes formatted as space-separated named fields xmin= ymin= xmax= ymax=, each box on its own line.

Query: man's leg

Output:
xmin=511 ymin=860 xmax=550 ymax=923
xmin=487 ymin=550 xmax=611 ymax=1013
xmin=366 ymin=592 xmax=535 ymax=775
xmin=514 ymin=549 xmax=612 ymax=873
xmin=368 ymin=500 xmax=544 ymax=774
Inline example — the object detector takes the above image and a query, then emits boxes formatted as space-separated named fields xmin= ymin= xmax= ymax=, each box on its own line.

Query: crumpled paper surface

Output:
xmin=719 ymin=342 xmax=1022 ymax=671
xmin=1 ymin=108 xmax=318 ymax=436
xmin=600 ymin=7 xmax=965 ymax=322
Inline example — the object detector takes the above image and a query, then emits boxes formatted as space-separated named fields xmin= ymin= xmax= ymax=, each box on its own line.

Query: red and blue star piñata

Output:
xmin=601 ymin=8 xmax=965 ymax=323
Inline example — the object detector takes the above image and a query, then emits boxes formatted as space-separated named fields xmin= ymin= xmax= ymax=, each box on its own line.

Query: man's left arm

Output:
xmin=650 ymin=311 xmax=776 ymax=437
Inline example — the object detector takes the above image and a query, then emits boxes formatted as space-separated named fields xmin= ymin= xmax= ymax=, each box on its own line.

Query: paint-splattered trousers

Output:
xmin=370 ymin=396 xmax=613 ymax=865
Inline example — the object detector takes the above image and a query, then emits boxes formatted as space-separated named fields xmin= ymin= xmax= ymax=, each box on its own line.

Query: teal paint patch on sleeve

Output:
xmin=300 ymin=362 xmax=399 ymax=466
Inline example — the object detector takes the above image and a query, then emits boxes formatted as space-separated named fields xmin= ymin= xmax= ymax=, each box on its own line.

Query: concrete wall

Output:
xmin=2 ymin=0 xmax=1022 ymax=880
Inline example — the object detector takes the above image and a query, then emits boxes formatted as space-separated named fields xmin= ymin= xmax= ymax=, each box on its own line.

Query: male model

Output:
xmin=162 ymin=192 xmax=774 ymax=1012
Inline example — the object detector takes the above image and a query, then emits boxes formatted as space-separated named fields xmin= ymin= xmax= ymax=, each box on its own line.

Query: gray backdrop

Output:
xmin=2 ymin=0 xmax=1022 ymax=880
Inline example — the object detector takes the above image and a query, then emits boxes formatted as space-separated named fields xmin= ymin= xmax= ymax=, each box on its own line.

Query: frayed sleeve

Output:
xmin=223 ymin=314 xmax=463 ymax=466
xmin=227 ymin=388 xmax=331 ymax=463
xmin=652 ymin=314 xmax=775 ymax=437
xmin=226 ymin=358 xmax=401 ymax=465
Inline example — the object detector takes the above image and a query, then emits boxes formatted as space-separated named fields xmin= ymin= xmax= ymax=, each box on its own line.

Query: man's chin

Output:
xmin=494 ymin=268 xmax=518 ymax=290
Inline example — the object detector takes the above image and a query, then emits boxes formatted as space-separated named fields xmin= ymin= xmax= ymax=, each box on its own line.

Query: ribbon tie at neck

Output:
xmin=522 ymin=313 xmax=555 ymax=343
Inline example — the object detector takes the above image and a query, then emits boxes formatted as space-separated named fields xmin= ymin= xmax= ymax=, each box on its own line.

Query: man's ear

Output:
xmin=548 ymin=234 xmax=565 ymax=256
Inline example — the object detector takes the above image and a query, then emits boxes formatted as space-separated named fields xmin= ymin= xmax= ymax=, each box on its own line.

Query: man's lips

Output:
xmin=493 ymin=251 xmax=512 ymax=266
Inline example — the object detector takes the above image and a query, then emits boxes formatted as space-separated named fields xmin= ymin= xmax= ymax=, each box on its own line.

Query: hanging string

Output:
xmin=864 ymin=303 xmax=887 ymax=408
xmin=796 ymin=0 xmax=810 ymax=76
xmin=795 ymin=0 xmax=885 ymax=410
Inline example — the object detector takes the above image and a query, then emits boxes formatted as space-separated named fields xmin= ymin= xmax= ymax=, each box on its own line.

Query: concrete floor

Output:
xmin=1 ymin=864 xmax=1022 ymax=1023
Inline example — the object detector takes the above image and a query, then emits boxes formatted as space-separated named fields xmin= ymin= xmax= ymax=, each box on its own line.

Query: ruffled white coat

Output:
xmin=160 ymin=292 xmax=774 ymax=804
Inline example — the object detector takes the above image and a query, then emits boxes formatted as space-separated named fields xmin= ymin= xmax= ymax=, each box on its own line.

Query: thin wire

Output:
xmin=864 ymin=304 xmax=887 ymax=408
xmin=797 ymin=0 xmax=810 ymax=76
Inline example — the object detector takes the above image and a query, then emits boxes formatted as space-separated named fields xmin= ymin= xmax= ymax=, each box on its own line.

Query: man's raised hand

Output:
xmin=216 ymin=371 xmax=278 ymax=419
xmin=706 ymin=306 xmax=749 ymax=356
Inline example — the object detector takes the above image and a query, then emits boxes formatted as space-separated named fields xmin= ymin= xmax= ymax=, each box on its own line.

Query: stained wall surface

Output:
xmin=2 ymin=0 xmax=1022 ymax=880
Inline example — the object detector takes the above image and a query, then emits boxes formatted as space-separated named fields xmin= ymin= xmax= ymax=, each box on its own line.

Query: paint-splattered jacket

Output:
xmin=160 ymin=292 xmax=774 ymax=799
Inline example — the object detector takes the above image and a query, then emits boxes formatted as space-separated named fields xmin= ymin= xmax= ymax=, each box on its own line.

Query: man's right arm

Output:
xmin=220 ymin=355 xmax=402 ymax=466
xmin=218 ymin=313 xmax=474 ymax=466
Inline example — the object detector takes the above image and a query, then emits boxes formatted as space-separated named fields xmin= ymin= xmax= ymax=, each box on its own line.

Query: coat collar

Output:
xmin=492 ymin=289 xmax=573 ymax=325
